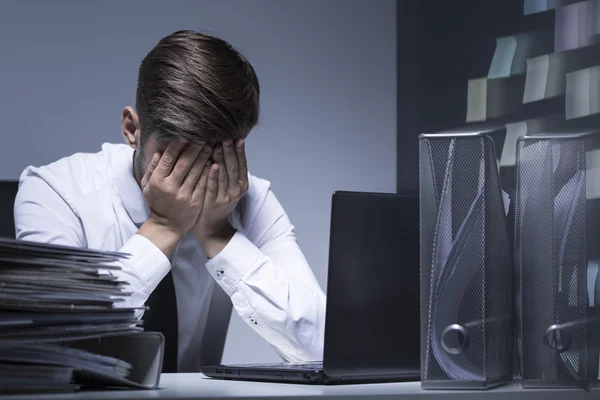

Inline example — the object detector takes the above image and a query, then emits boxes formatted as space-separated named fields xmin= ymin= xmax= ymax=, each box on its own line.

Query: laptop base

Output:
xmin=201 ymin=364 xmax=325 ymax=384
xmin=201 ymin=364 xmax=420 ymax=385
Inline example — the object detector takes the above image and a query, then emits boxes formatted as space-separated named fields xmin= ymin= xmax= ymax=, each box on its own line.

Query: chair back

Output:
xmin=0 ymin=181 xmax=19 ymax=238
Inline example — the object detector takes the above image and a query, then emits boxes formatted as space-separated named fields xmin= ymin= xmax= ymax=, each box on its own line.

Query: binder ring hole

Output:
xmin=441 ymin=324 xmax=469 ymax=355
xmin=545 ymin=325 xmax=572 ymax=352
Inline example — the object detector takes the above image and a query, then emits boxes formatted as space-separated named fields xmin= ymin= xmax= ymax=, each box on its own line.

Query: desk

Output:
xmin=4 ymin=374 xmax=600 ymax=400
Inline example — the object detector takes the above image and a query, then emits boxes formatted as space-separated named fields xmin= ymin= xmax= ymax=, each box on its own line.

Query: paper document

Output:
xmin=0 ymin=238 xmax=142 ymax=393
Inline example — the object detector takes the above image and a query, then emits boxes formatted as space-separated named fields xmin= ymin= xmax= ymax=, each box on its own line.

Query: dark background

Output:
xmin=396 ymin=0 xmax=553 ymax=193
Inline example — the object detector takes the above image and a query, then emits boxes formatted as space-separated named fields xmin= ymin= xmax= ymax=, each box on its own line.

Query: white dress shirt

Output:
xmin=14 ymin=142 xmax=326 ymax=372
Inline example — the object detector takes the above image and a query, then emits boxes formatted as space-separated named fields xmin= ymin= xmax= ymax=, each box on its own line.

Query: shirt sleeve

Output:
xmin=13 ymin=172 xmax=171 ymax=311
xmin=205 ymin=189 xmax=326 ymax=363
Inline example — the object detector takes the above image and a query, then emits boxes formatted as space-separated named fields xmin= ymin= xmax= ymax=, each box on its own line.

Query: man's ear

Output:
xmin=122 ymin=106 xmax=140 ymax=149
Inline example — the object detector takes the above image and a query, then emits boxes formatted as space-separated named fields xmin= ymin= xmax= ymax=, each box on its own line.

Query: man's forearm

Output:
xmin=138 ymin=217 xmax=236 ymax=259
xmin=194 ymin=223 xmax=236 ymax=259
xmin=138 ymin=219 xmax=183 ymax=257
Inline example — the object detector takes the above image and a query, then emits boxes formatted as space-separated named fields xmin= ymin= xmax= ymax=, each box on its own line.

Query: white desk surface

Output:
xmin=4 ymin=374 xmax=600 ymax=400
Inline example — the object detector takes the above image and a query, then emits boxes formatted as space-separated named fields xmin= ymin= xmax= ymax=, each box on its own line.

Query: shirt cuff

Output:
xmin=120 ymin=234 xmax=171 ymax=295
xmin=205 ymin=231 xmax=262 ymax=295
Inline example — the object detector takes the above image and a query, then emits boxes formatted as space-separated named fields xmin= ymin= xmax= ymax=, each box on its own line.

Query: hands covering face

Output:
xmin=193 ymin=138 xmax=249 ymax=239
xmin=140 ymin=138 xmax=248 ymax=243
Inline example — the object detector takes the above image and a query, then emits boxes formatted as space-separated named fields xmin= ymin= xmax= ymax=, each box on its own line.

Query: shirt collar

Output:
xmin=110 ymin=144 xmax=150 ymax=225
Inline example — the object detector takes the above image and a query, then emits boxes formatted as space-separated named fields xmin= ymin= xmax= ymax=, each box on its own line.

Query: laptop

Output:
xmin=201 ymin=191 xmax=420 ymax=384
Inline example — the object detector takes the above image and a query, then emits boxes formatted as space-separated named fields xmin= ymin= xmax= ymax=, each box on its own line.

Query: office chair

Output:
xmin=0 ymin=179 xmax=232 ymax=371
xmin=0 ymin=181 xmax=19 ymax=238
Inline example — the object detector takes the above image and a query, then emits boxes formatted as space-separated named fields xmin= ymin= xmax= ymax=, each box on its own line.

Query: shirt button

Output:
xmin=216 ymin=270 xmax=224 ymax=278
xmin=249 ymin=317 xmax=258 ymax=325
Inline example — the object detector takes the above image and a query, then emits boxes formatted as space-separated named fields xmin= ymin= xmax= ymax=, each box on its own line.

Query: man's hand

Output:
xmin=193 ymin=138 xmax=249 ymax=258
xmin=138 ymin=140 xmax=213 ymax=256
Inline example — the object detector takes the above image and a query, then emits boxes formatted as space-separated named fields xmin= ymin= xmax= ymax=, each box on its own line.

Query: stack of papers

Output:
xmin=0 ymin=238 xmax=142 ymax=393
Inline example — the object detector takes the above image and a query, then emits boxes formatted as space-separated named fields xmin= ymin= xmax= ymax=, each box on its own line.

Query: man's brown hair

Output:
xmin=136 ymin=30 xmax=260 ymax=145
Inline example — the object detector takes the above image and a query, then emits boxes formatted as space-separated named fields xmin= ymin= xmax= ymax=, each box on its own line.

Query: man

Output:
xmin=14 ymin=30 xmax=326 ymax=372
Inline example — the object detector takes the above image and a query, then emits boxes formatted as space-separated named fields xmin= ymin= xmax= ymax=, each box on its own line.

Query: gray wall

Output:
xmin=0 ymin=0 xmax=397 ymax=364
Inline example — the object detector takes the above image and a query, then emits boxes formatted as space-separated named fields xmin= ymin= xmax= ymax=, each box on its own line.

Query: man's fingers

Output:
xmin=154 ymin=140 xmax=186 ymax=178
xmin=168 ymin=143 xmax=204 ymax=185
xmin=192 ymin=162 xmax=211 ymax=203
xmin=235 ymin=138 xmax=248 ymax=186
xmin=212 ymin=145 xmax=228 ymax=199
xmin=206 ymin=163 xmax=220 ymax=200
xmin=222 ymin=139 xmax=239 ymax=190
xmin=181 ymin=144 xmax=212 ymax=193
xmin=141 ymin=152 xmax=160 ymax=188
